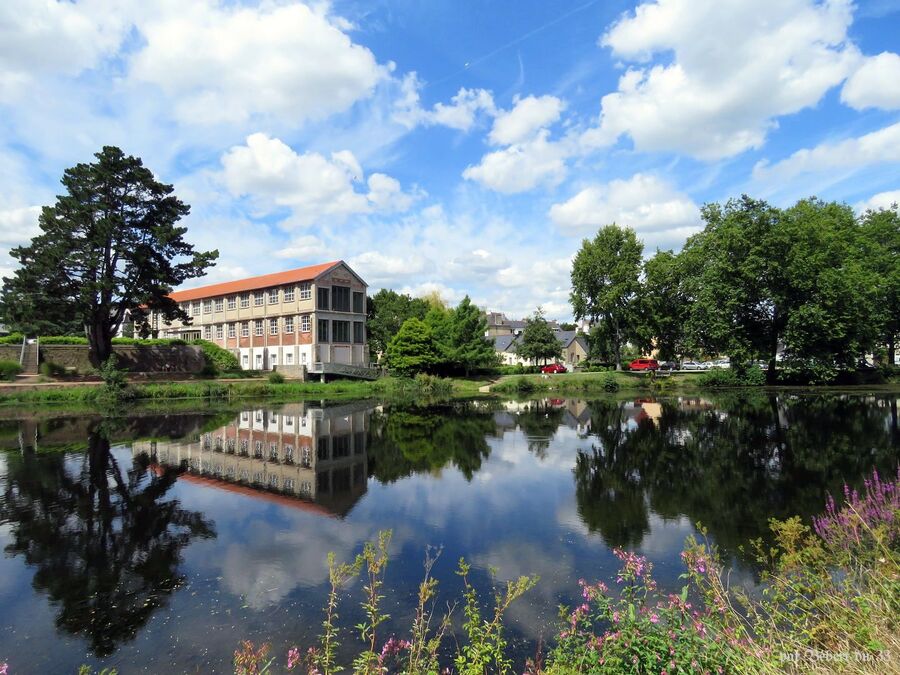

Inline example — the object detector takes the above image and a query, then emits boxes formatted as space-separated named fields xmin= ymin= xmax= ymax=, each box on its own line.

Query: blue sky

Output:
xmin=1 ymin=0 xmax=899 ymax=320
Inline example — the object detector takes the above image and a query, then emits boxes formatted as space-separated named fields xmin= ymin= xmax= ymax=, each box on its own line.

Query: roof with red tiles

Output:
xmin=168 ymin=260 xmax=342 ymax=302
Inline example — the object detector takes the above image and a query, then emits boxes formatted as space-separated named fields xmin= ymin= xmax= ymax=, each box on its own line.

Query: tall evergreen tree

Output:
xmin=447 ymin=295 xmax=497 ymax=376
xmin=0 ymin=147 xmax=217 ymax=366
xmin=517 ymin=308 xmax=561 ymax=365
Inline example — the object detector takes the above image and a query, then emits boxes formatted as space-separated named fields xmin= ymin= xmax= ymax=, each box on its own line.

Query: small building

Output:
xmin=151 ymin=260 xmax=370 ymax=375
xmin=493 ymin=330 xmax=590 ymax=369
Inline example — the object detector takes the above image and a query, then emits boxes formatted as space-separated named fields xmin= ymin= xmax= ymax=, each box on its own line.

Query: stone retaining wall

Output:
xmin=0 ymin=343 xmax=206 ymax=373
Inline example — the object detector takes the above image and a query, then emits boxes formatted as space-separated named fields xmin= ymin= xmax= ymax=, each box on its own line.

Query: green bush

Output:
xmin=0 ymin=332 xmax=24 ymax=345
xmin=695 ymin=368 xmax=739 ymax=387
xmin=39 ymin=361 xmax=68 ymax=377
xmin=599 ymin=372 xmax=619 ymax=392
xmin=268 ymin=371 xmax=285 ymax=384
xmin=0 ymin=360 xmax=22 ymax=381
xmin=39 ymin=336 xmax=88 ymax=345
xmin=741 ymin=364 xmax=766 ymax=385
xmin=190 ymin=339 xmax=240 ymax=375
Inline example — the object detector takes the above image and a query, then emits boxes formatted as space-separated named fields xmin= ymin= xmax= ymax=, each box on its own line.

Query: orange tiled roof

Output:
xmin=168 ymin=260 xmax=342 ymax=302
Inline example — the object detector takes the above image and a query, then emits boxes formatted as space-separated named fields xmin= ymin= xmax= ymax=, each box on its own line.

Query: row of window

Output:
xmin=180 ymin=284 xmax=365 ymax=315
xmin=202 ymin=318 xmax=365 ymax=343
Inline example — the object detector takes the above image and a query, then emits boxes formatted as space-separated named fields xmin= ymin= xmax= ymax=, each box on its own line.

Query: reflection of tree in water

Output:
xmin=516 ymin=402 xmax=566 ymax=459
xmin=0 ymin=426 xmax=215 ymax=656
xmin=367 ymin=404 xmax=495 ymax=482
xmin=574 ymin=394 xmax=900 ymax=564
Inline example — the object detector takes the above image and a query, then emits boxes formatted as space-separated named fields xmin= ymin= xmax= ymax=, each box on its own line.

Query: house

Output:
xmin=151 ymin=260 xmax=369 ymax=373
xmin=485 ymin=311 xmax=561 ymax=337
xmin=493 ymin=330 xmax=590 ymax=369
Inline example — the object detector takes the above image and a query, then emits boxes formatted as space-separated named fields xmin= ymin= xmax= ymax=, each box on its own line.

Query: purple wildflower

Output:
xmin=287 ymin=647 xmax=300 ymax=671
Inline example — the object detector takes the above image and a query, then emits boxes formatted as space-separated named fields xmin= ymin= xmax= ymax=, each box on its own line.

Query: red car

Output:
xmin=541 ymin=363 xmax=567 ymax=374
xmin=629 ymin=358 xmax=659 ymax=371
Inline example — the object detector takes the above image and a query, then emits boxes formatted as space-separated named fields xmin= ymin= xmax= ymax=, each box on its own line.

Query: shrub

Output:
xmin=514 ymin=377 xmax=536 ymax=394
xmin=0 ymin=360 xmax=22 ymax=381
xmin=741 ymin=364 xmax=766 ymax=385
xmin=599 ymin=372 xmax=619 ymax=392
xmin=191 ymin=339 xmax=240 ymax=375
xmin=695 ymin=368 xmax=740 ymax=387
xmin=268 ymin=371 xmax=285 ymax=384
xmin=39 ymin=336 xmax=88 ymax=345
xmin=39 ymin=361 xmax=67 ymax=377
xmin=0 ymin=332 xmax=24 ymax=345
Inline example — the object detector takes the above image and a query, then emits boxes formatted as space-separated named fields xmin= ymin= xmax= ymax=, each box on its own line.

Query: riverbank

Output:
xmin=0 ymin=370 xmax=896 ymax=408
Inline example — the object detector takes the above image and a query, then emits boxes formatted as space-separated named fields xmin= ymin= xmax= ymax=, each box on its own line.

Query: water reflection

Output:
xmin=0 ymin=422 xmax=215 ymax=657
xmin=134 ymin=401 xmax=370 ymax=517
xmin=0 ymin=393 xmax=896 ymax=672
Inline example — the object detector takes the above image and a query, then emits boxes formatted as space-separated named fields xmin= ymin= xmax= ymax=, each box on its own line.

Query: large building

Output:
xmin=154 ymin=260 xmax=370 ymax=373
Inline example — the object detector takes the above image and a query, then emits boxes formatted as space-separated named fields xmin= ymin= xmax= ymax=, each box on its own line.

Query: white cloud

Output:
xmin=274 ymin=234 xmax=330 ymax=261
xmin=393 ymin=72 xmax=495 ymax=131
xmin=753 ymin=121 xmax=900 ymax=181
xmin=841 ymin=51 xmax=900 ymax=110
xmin=0 ymin=206 xmax=40 ymax=246
xmin=854 ymin=190 xmax=900 ymax=213
xmin=221 ymin=133 xmax=414 ymax=226
xmin=463 ymin=130 xmax=567 ymax=193
xmin=489 ymin=95 xmax=564 ymax=145
xmin=130 ymin=1 xmax=385 ymax=125
xmin=589 ymin=0 xmax=860 ymax=160
xmin=349 ymin=250 xmax=427 ymax=286
xmin=549 ymin=174 xmax=700 ymax=240
xmin=0 ymin=0 xmax=129 ymax=99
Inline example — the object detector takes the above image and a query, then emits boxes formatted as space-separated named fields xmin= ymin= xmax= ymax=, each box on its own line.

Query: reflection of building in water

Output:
xmin=134 ymin=402 xmax=371 ymax=517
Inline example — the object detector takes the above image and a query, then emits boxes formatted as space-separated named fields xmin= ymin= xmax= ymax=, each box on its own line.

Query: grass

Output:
xmin=489 ymin=370 xmax=678 ymax=394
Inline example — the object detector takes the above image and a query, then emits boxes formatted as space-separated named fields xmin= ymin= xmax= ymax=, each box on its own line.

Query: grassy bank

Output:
xmin=0 ymin=375 xmax=478 ymax=407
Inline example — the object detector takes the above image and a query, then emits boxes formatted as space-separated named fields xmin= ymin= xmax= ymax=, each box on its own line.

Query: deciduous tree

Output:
xmin=385 ymin=317 xmax=438 ymax=376
xmin=517 ymin=308 xmax=561 ymax=365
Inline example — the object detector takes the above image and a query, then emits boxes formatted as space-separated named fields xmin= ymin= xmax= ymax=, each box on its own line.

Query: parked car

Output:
xmin=680 ymin=360 xmax=703 ymax=370
xmin=629 ymin=358 xmax=659 ymax=371
xmin=700 ymin=361 xmax=716 ymax=369
xmin=658 ymin=360 xmax=678 ymax=371
xmin=541 ymin=363 xmax=567 ymax=374
xmin=711 ymin=359 xmax=731 ymax=369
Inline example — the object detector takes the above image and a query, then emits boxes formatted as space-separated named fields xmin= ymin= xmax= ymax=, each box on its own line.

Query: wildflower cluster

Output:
xmin=812 ymin=467 xmax=900 ymax=556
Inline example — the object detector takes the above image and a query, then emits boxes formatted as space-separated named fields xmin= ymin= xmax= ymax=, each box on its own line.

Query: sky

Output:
xmin=1 ymin=0 xmax=899 ymax=321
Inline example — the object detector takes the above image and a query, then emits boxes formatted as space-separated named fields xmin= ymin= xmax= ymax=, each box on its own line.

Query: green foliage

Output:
xmin=570 ymin=224 xmax=643 ymax=368
xmin=635 ymin=249 xmax=691 ymax=360
xmin=696 ymin=365 xmax=768 ymax=388
xmin=191 ymin=339 xmax=240 ymax=375
xmin=599 ymin=372 xmax=619 ymax=392
xmin=95 ymin=356 xmax=128 ymax=393
xmin=517 ymin=308 xmax=562 ymax=365
xmin=446 ymin=296 xmax=497 ymax=375
xmin=39 ymin=361 xmax=67 ymax=378
xmin=385 ymin=318 xmax=439 ymax=376
xmin=0 ymin=360 xmax=22 ymax=381
xmin=0 ymin=146 xmax=217 ymax=366
xmin=267 ymin=371 xmax=285 ymax=384
xmin=37 ymin=336 xmax=88 ymax=344
xmin=367 ymin=289 xmax=430 ymax=358
xmin=0 ymin=332 xmax=24 ymax=344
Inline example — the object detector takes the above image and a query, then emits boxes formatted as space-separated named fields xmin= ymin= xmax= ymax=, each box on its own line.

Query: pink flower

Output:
xmin=379 ymin=636 xmax=411 ymax=662
xmin=0 ymin=663 xmax=7 ymax=675
xmin=649 ymin=613 xmax=659 ymax=624
xmin=287 ymin=647 xmax=300 ymax=670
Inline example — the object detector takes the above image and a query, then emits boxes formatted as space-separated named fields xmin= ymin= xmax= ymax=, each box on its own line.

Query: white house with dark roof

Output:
xmin=493 ymin=331 xmax=589 ymax=368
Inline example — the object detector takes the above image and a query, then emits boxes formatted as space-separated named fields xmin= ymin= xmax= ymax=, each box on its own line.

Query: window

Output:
xmin=240 ymin=294 xmax=250 ymax=308
xmin=241 ymin=322 xmax=249 ymax=337
xmin=254 ymin=292 xmax=264 ymax=306
xmin=300 ymin=447 xmax=311 ymax=467
xmin=242 ymin=354 xmax=249 ymax=367
xmin=332 ymin=286 xmax=351 ymax=312
xmin=353 ymin=321 xmax=365 ymax=344
xmin=333 ymin=320 xmax=350 ymax=343
xmin=269 ymin=288 xmax=279 ymax=304
xmin=284 ymin=478 xmax=295 ymax=491
xmin=255 ymin=353 xmax=262 ymax=367
xmin=353 ymin=291 xmax=364 ymax=314
xmin=317 ymin=437 xmax=329 ymax=460
xmin=284 ymin=316 xmax=294 ymax=333
xmin=317 ymin=286 xmax=329 ymax=310
xmin=215 ymin=324 xmax=224 ymax=339
xmin=269 ymin=318 xmax=278 ymax=335
xmin=228 ymin=323 xmax=236 ymax=338
xmin=299 ymin=282 xmax=312 ymax=300
xmin=318 ymin=319 xmax=329 ymax=342
xmin=284 ymin=287 xmax=294 ymax=302
xmin=300 ymin=314 xmax=311 ymax=332
xmin=285 ymin=352 xmax=294 ymax=365
xmin=269 ymin=443 xmax=278 ymax=461
xmin=270 ymin=350 xmax=278 ymax=365
xmin=269 ymin=475 xmax=279 ymax=488
xmin=228 ymin=296 xmax=237 ymax=310
xmin=255 ymin=319 xmax=263 ymax=336
xmin=204 ymin=325 xmax=211 ymax=340
xmin=192 ymin=302 xmax=200 ymax=316
xmin=203 ymin=300 xmax=213 ymax=313
xmin=215 ymin=298 xmax=224 ymax=312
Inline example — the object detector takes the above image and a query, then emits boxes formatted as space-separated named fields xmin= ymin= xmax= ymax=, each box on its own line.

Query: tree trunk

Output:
xmin=614 ymin=321 xmax=623 ymax=371
xmin=888 ymin=334 xmax=896 ymax=370
xmin=87 ymin=320 xmax=113 ymax=368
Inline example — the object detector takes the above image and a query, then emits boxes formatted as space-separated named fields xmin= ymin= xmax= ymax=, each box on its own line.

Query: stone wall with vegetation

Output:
xmin=0 ymin=344 xmax=206 ymax=373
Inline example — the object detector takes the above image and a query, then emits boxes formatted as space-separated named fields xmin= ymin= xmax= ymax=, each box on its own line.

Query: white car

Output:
xmin=711 ymin=359 xmax=731 ymax=369
xmin=681 ymin=360 xmax=704 ymax=370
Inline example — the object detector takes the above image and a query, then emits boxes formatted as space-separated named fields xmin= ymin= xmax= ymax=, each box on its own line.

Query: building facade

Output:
xmin=153 ymin=260 xmax=369 ymax=372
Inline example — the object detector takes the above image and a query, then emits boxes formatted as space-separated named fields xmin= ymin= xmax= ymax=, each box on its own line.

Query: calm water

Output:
xmin=0 ymin=393 xmax=898 ymax=673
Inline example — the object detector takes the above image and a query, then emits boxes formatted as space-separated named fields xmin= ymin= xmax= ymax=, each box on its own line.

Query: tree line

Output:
xmin=571 ymin=196 xmax=899 ymax=382
xmin=367 ymin=289 xmax=497 ymax=376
